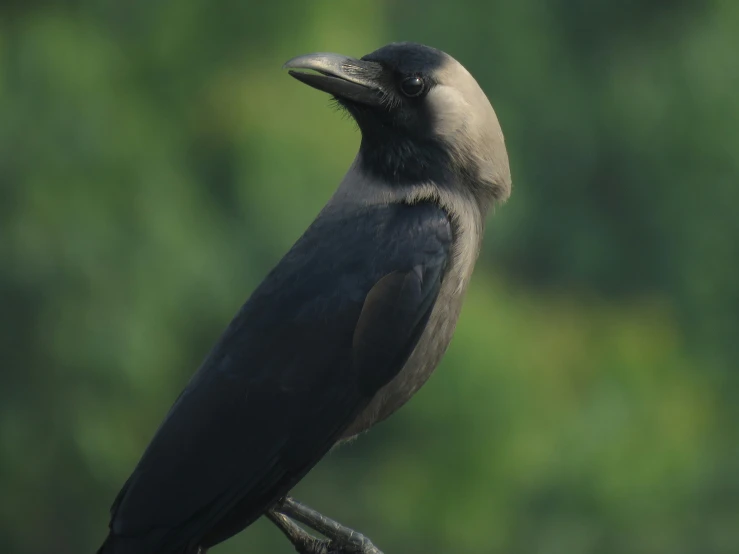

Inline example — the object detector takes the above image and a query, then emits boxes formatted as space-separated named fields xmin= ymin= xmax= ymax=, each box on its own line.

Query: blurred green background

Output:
xmin=1 ymin=1 xmax=737 ymax=553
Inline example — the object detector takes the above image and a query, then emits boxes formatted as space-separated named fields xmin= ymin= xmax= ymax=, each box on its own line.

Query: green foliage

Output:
xmin=0 ymin=2 xmax=736 ymax=553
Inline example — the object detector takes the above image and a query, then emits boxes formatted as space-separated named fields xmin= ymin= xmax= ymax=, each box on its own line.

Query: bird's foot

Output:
xmin=268 ymin=496 xmax=383 ymax=554
xmin=267 ymin=511 xmax=332 ymax=554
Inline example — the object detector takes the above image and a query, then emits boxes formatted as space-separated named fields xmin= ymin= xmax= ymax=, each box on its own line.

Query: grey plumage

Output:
xmin=98 ymin=42 xmax=511 ymax=554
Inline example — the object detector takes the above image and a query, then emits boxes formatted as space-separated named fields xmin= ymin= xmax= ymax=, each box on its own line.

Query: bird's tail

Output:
xmin=96 ymin=533 xmax=136 ymax=554
xmin=96 ymin=529 xmax=188 ymax=554
xmin=96 ymin=534 xmax=114 ymax=554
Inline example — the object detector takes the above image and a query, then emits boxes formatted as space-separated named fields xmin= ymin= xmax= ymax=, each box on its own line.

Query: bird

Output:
xmin=97 ymin=41 xmax=511 ymax=554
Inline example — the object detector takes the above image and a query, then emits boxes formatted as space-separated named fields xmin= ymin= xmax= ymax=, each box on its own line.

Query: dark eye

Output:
xmin=400 ymin=76 xmax=425 ymax=97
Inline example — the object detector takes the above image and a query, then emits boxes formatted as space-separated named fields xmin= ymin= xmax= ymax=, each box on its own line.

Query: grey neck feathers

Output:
xmin=330 ymin=163 xmax=487 ymax=292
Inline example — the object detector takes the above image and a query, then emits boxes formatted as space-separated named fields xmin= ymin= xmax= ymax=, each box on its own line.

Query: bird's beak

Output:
xmin=283 ymin=53 xmax=384 ymax=107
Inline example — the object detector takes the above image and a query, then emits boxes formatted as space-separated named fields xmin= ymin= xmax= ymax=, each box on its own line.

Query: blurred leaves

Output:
xmin=0 ymin=1 xmax=737 ymax=554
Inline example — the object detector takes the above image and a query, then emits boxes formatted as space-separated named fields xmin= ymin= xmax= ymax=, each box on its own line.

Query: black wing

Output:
xmin=102 ymin=201 xmax=452 ymax=553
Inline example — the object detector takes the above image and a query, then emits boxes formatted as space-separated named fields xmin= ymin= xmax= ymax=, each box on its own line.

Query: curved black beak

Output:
xmin=283 ymin=53 xmax=384 ymax=107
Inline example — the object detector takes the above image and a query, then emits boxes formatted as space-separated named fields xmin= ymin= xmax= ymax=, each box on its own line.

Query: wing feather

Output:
xmin=104 ymin=201 xmax=452 ymax=553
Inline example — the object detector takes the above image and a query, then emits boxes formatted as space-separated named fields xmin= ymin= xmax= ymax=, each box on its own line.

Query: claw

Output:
xmin=271 ymin=497 xmax=384 ymax=554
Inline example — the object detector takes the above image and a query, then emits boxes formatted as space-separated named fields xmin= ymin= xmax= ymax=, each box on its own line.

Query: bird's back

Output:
xmin=99 ymin=201 xmax=453 ymax=554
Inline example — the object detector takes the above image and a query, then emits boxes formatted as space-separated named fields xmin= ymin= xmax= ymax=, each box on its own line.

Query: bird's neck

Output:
xmin=357 ymin=132 xmax=455 ymax=187
xmin=355 ymin=132 xmax=503 ymax=216
xmin=330 ymin=163 xmax=486 ymax=293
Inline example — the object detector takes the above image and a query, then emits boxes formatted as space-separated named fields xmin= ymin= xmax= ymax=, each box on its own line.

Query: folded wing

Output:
xmin=102 ymin=201 xmax=452 ymax=554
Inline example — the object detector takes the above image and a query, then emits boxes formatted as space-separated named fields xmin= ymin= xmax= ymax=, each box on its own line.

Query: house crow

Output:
xmin=98 ymin=41 xmax=511 ymax=554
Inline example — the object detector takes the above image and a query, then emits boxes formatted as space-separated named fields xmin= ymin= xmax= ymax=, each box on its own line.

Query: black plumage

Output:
xmin=100 ymin=203 xmax=451 ymax=553
xmin=98 ymin=41 xmax=511 ymax=554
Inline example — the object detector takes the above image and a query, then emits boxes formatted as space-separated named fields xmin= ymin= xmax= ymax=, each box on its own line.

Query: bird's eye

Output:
xmin=400 ymin=76 xmax=425 ymax=97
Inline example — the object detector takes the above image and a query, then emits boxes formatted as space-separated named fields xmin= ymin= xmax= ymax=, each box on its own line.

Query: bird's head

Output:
xmin=285 ymin=42 xmax=511 ymax=208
